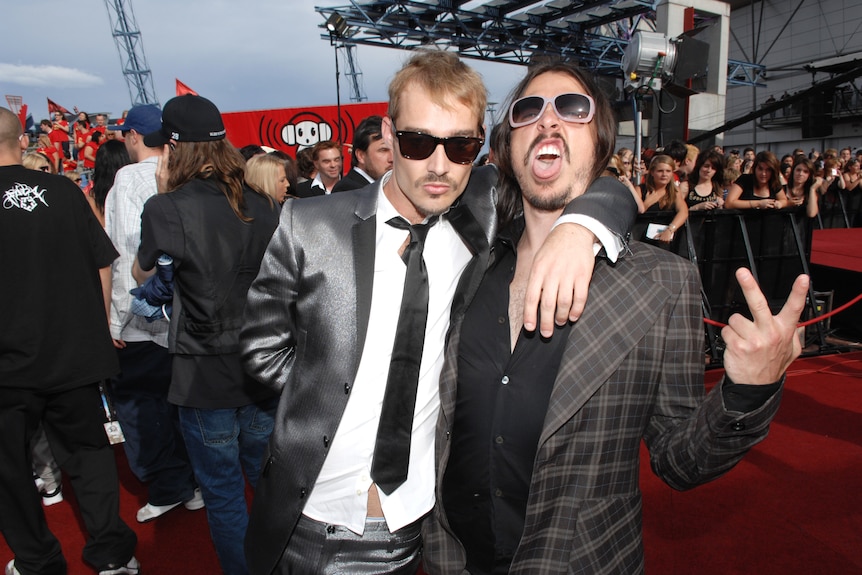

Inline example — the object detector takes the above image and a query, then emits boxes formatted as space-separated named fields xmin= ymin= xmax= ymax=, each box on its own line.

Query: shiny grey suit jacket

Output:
xmin=423 ymin=242 xmax=784 ymax=575
xmin=239 ymin=167 xmax=636 ymax=575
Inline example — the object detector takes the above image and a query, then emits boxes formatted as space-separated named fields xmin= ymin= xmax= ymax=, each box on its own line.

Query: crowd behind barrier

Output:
xmin=635 ymin=200 xmax=860 ymax=364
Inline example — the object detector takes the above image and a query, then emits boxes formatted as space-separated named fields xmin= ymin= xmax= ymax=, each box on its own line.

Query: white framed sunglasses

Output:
xmin=508 ymin=93 xmax=595 ymax=128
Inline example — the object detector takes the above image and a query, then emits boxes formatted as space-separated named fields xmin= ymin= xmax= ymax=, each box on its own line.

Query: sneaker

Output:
xmin=98 ymin=556 xmax=140 ymax=575
xmin=41 ymin=486 xmax=64 ymax=507
xmin=136 ymin=488 xmax=205 ymax=522
xmin=6 ymin=560 xmax=21 ymax=575
xmin=183 ymin=488 xmax=205 ymax=511
xmin=136 ymin=500 xmax=182 ymax=523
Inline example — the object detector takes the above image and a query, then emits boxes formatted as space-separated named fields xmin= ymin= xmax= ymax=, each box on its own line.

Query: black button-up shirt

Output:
xmin=442 ymin=219 xmax=572 ymax=575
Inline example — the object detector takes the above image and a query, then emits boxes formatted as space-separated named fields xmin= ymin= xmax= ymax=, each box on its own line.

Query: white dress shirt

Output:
xmin=303 ymin=175 xmax=472 ymax=534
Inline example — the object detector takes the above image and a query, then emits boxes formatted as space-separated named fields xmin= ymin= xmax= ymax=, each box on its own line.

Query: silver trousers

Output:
xmin=275 ymin=514 xmax=423 ymax=575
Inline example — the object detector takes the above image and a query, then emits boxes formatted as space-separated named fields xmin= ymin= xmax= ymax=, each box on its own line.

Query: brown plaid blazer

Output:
xmin=423 ymin=241 xmax=783 ymax=575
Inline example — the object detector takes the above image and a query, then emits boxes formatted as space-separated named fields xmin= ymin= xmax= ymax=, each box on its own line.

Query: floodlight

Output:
xmin=326 ymin=12 xmax=349 ymax=38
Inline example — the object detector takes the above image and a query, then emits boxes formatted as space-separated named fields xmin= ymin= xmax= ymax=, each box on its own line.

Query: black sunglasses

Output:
xmin=393 ymin=126 xmax=484 ymax=165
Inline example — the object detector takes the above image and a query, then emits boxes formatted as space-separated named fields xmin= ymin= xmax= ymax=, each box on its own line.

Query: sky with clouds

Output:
xmin=2 ymin=0 xmax=524 ymax=124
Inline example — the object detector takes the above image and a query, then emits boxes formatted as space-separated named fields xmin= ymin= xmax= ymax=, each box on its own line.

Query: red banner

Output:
xmin=221 ymin=101 xmax=388 ymax=158
xmin=47 ymin=98 xmax=70 ymax=115
xmin=18 ymin=104 xmax=28 ymax=130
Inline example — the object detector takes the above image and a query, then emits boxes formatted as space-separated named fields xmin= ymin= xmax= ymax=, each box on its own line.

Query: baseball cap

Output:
xmin=144 ymin=95 xmax=226 ymax=147
xmin=108 ymin=104 xmax=162 ymax=136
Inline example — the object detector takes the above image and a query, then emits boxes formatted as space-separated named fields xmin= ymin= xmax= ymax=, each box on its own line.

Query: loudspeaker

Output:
xmin=801 ymin=88 xmax=834 ymax=138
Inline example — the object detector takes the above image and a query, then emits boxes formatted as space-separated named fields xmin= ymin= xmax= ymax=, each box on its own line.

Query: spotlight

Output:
xmin=326 ymin=12 xmax=349 ymax=38
xmin=622 ymin=31 xmax=709 ymax=95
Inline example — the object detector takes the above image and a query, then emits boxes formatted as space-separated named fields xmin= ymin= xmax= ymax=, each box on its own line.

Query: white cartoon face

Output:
xmin=282 ymin=118 xmax=333 ymax=150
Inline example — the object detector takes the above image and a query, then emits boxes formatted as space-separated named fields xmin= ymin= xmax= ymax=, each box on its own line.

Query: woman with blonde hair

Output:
xmin=245 ymin=153 xmax=291 ymax=204
xmin=640 ymin=154 xmax=689 ymax=243
xmin=22 ymin=152 xmax=52 ymax=173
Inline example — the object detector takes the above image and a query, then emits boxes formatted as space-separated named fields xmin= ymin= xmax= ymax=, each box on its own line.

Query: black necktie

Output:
xmin=371 ymin=215 xmax=439 ymax=495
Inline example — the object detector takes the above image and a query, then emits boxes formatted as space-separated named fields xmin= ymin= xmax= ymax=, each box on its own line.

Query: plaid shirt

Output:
xmin=104 ymin=156 xmax=169 ymax=346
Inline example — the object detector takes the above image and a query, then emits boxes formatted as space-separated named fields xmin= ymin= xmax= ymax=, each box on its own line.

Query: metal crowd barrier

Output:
xmin=632 ymin=207 xmax=850 ymax=364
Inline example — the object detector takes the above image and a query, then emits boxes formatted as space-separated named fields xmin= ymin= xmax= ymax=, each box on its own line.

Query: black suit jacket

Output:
xmin=331 ymin=168 xmax=373 ymax=193
xmin=293 ymin=179 xmax=324 ymax=198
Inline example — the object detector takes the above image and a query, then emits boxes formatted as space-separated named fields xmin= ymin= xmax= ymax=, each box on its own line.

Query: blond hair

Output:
xmin=388 ymin=50 xmax=486 ymax=133
xmin=245 ymin=153 xmax=288 ymax=202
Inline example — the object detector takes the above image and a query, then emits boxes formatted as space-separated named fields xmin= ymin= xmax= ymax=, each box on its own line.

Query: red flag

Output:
xmin=176 ymin=79 xmax=198 ymax=96
xmin=18 ymin=104 xmax=28 ymax=130
xmin=47 ymin=98 xmax=71 ymax=115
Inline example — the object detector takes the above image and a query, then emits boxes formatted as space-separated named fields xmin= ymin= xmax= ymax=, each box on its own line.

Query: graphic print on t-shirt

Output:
xmin=3 ymin=182 xmax=49 ymax=212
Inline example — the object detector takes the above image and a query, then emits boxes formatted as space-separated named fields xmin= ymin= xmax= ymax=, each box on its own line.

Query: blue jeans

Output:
xmin=111 ymin=342 xmax=197 ymax=506
xmin=178 ymin=399 xmax=277 ymax=575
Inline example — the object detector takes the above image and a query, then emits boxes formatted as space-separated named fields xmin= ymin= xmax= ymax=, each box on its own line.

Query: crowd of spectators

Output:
xmin=599 ymin=140 xmax=862 ymax=244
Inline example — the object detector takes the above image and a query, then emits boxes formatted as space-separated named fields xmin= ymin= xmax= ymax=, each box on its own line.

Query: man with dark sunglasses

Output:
xmin=424 ymin=61 xmax=809 ymax=575
xmin=239 ymin=50 xmax=635 ymax=575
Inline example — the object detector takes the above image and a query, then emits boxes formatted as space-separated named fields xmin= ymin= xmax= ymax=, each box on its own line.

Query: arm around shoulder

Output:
xmin=561 ymin=176 xmax=637 ymax=242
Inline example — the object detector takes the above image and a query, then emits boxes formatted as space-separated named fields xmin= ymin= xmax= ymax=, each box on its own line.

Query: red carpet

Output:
xmin=3 ymin=353 xmax=862 ymax=574
xmin=810 ymin=228 xmax=862 ymax=272
xmin=643 ymin=353 xmax=862 ymax=574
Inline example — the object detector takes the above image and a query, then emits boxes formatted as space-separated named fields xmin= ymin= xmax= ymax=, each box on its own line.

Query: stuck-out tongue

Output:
xmin=532 ymin=145 xmax=563 ymax=181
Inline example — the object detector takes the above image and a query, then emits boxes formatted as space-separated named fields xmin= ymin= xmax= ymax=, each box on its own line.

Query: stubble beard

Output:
xmin=516 ymin=133 xmax=592 ymax=212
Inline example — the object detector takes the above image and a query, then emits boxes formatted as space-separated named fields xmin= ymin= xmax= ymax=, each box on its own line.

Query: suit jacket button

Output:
xmin=300 ymin=487 xmax=307 ymax=498
xmin=731 ymin=421 xmax=746 ymax=431
xmin=323 ymin=435 xmax=330 ymax=448
xmin=344 ymin=382 xmax=351 ymax=394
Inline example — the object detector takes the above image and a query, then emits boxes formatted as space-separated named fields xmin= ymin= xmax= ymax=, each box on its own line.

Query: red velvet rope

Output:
xmin=704 ymin=292 xmax=862 ymax=329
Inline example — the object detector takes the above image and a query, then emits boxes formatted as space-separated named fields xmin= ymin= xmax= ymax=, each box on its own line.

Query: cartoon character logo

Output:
xmin=282 ymin=111 xmax=333 ymax=151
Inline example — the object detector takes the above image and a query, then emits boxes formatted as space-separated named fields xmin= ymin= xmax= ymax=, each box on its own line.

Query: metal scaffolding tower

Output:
xmin=342 ymin=43 xmax=368 ymax=102
xmin=103 ymin=0 xmax=158 ymax=106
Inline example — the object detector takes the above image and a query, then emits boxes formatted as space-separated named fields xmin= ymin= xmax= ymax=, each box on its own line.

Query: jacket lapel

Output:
xmin=539 ymin=248 xmax=670 ymax=445
xmin=352 ymin=186 xmax=378 ymax=359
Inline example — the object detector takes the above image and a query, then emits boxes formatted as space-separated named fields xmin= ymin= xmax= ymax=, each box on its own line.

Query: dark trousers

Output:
xmin=110 ymin=341 xmax=196 ymax=506
xmin=276 ymin=515 xmax=422 ymax=575
xmin=0 ymin=383 xmax=137 ymax=574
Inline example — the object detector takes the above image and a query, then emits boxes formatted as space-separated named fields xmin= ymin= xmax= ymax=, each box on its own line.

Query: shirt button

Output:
xmin=501 ymin=376 xmax=509 ymax=385
xmin=731 ymin=421 xmax=746 ymax=431
xmin=356 ymin=490 xmax=362 ymax=496
xmin=495 ymin=489 xmax=503 ymax=497
xmin=495 ymin=435 xmax=504 ymax=444
xmin=497 ymin=316 xmax=506 ymax=325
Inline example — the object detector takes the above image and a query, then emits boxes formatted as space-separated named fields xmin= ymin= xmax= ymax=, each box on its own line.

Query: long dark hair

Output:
xmin=688 ymin=149 xmax=725 ymax=198
xmin=494 ymin=61 xmax=617 ymax=225
xmin=753 ymin=150 xmax=783 ymax=195
xmin=167 ymin=139 xmax=262 ymax=222
xmin=91 ymin=139 xmax=130 ymax=214
xmin=789 ymin=156 xmax=816 ymax=194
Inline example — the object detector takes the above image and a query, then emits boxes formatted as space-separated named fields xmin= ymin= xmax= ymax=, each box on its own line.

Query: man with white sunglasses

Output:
xmin=424 ymin=61 xmax=808 ymax=575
